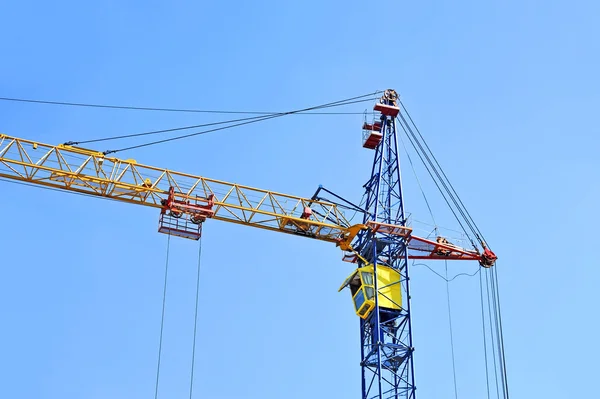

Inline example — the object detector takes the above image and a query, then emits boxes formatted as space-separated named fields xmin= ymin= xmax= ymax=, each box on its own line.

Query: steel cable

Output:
xmin=400 ymin=100 xmax=489 ymax=247
xmin=188 ymin=239 xmax=203 ymax=399
xmin=479 ymin=267 xmax=492 ymax=399
xmin=398 ymin=120 xmax=476 ymax=249
xmin=0 ymin=95 xmax=369 ymax=115
xmin=398 ymin=99 xmax=509 ymax=398
xmin=399 ymin=113 xmax=480 ymax=248
xmin=103 ymin=94 xmax=380 ymax=154
xmin=154 ymin=234 xmax=172 ymax=399
xmin=445 ymin=261 xmax=459 ymax=399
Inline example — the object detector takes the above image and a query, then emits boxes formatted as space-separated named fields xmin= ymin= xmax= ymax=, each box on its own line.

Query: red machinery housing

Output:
xmin=159 ymin=187 xmax=215 ymax=240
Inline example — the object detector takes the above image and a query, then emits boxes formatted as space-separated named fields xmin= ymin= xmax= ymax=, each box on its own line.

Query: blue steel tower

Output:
xmin=355 ymin=89 xmax=416 ymax=399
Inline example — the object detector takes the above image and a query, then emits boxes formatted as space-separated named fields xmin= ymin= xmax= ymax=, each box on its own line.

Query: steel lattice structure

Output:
xmin=0 ymin=89 xmax=497 ymax=398
xmin=353 ymin=90 xmax=416 ymax=399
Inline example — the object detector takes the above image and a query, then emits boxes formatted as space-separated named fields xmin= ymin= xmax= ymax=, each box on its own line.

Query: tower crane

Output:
xmin=0 ymin=89 xmax=499 ymax=399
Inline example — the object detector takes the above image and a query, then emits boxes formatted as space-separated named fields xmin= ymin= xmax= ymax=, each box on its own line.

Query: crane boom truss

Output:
xmin=0 ymin=134 xmax=355 ymax=243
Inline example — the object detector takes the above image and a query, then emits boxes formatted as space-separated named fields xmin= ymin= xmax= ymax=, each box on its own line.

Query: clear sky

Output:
xmin=1 ymin=1 xmax=598 ymax=398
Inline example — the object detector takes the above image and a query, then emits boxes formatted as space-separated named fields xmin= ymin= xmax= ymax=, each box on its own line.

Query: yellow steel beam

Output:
xmin=0 ymin=134 xmax=364 ymax=245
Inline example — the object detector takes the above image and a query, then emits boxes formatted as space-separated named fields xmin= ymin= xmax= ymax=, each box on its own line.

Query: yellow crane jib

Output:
xmin=0 ymin=134 xmax=356 ymax=245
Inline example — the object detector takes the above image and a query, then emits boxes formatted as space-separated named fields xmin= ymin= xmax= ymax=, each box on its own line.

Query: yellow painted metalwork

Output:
xmin=0 ymin=134 xmax=366 ymax=246
xmin=337 ymin=225 xmax=368 ymax=251
xmin=338 ymin=264 xmax=402 ymax=319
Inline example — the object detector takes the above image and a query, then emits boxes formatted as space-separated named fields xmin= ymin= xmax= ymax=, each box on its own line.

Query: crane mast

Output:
xmin=0 ymin=90 xmax=498 ymax=398
xmin=356 ymin=90 xmax=415 ymax=398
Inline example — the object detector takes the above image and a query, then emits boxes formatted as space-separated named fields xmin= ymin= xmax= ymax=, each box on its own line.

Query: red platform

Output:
xmin=406 ymin=236 xmax=481 ymax=261
xmin=362 ymin=122 xmax=382 ymax=131
xmin=374 ymin=103 xmax=400 ymax=117
xmin=342 ymin=252 xmax=358 ymax=263
xmin=367 ymin=221 xmax=412 ymax=237
xmin=158 ymin=213 xmax=202 ymax=240
xmin=362 ymin=130 xmax=382 ymax=149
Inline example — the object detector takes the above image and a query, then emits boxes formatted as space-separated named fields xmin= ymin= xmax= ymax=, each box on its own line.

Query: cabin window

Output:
xmin=354 ymin=289 xmax=366 ymax=311
xmin=361 ymin=272 xmax=374 ymax=285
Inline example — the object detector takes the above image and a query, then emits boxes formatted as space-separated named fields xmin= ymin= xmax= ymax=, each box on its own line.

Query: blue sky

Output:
xmin=1 ymin=1 xmax=598 ymax=398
